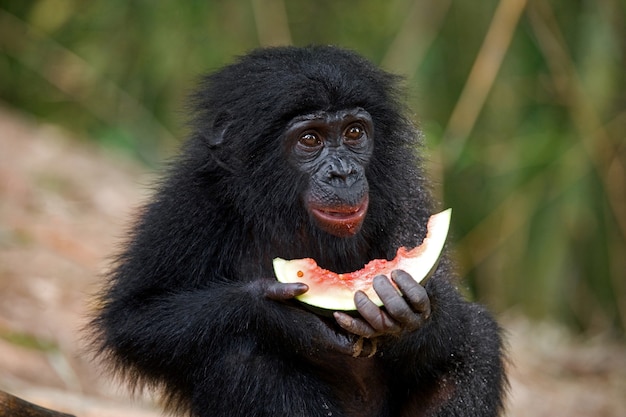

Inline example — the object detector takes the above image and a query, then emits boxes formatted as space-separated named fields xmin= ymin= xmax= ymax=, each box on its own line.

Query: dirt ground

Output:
xmin=1 ymin=105 xmax=624 ymax=416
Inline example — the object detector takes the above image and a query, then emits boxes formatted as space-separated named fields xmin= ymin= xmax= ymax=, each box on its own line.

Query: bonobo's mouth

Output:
xmin=310 ymin=196 xmax=369 ymax=238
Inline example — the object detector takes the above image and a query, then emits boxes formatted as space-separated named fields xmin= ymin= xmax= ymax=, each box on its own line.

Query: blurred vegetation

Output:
xmin=0 ymin=0 xmax=624 ymax=335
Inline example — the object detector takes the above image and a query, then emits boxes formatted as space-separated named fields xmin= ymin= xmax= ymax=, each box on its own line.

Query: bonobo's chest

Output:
xmin=308 ymin=351 xmax=389 ymax=417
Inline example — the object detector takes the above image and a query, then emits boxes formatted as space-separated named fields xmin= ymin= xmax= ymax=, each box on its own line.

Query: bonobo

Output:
xmin=90 ymin=46 xmax=507 ymax=417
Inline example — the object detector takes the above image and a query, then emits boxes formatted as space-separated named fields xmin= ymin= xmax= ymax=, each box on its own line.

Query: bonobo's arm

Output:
xmin=96 ymin=275 xmax=358 ymax=388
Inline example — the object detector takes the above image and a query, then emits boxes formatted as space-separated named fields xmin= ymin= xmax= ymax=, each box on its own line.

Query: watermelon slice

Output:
xmin=273 ymin=208 xmax=451 ymax=311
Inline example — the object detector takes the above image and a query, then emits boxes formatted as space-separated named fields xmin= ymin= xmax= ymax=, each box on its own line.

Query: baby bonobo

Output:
xmin=90 ymin=45 xmax=507 ymax=417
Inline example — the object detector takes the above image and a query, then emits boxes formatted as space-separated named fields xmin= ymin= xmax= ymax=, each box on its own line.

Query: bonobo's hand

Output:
xmin=257 ymin=280 xmax=357 ymax=356
xmin=334 ymin=270 xmax=431 ymax=339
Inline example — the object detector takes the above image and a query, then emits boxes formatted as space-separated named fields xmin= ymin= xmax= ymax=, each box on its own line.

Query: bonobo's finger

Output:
xmin=321 ymin=316 xmax=378 ymax=357
xmin=333 ymin=311 xmax=379 ymax=338
xmin=354 ymin=290 xmax=402 ymax=335
xmin=391 ymin=270 xmax=431 ymax=319
xmin=372 ymin=275 xmax=419 ymax=328
xmin=310 ymin=317 xmax=355 ymax=355
xmin=264 ymin=281 xmax=309 ymax=301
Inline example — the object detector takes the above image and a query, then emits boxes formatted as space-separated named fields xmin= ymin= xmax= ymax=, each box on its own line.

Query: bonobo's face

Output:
xmin=285 ymin=108 xmax=374 ymax=238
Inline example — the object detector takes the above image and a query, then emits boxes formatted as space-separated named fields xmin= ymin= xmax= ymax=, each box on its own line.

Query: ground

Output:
xmin=0 ymin=105 xmax=624 ymax=417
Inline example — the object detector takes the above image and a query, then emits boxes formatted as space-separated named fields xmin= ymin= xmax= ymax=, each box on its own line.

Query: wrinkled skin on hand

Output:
xmin=262 ymin=269 xmax=431 ymax=357
xmin=335 ymin=270 xmax=431 ymax=338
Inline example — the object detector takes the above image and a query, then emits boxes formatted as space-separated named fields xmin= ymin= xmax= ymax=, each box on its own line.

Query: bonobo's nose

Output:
xmin=326 ymin=157 xmax=358 ymax=186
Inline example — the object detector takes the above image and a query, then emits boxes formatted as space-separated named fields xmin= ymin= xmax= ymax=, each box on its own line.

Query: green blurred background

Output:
xmin=1 ymin=0 xmax=624 ymax=336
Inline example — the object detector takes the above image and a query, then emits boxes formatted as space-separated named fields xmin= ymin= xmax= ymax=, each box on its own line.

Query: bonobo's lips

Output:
xmin=310 ymin=196 xmax=369 ymax=237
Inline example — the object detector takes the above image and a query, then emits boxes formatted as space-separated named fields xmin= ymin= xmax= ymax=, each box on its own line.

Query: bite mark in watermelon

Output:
xmin=273 ymin=208 xmax=452 ymax=311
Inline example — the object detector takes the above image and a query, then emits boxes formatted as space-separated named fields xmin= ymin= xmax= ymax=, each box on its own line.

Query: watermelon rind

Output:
xmin=273 ymin=208 xmax=451 ymax=311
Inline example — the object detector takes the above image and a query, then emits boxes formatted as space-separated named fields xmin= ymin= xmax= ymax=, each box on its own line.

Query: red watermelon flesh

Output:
xmin=273 ymin=208 xmax=451 ymax=311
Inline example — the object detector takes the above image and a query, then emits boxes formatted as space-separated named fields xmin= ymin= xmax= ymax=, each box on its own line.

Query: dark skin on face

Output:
xmin=266 ymin=108 xmax=432 ymax=353
xmin=287 ymin=108 xmax=372 ymax=238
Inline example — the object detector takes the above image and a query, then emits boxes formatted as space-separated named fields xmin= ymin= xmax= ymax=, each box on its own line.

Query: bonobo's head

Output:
xmin=189 ymin=46 xmax=423 ymax=245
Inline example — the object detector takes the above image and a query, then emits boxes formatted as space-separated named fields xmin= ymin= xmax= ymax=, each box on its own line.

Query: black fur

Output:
xmin=90 ymin=45 xmax=507 ymax=417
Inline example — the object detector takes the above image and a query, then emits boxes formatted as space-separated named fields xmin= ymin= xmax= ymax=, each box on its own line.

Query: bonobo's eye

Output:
xmin=344 ymin=123 xmax=365 ymax=142
xmin=299 ymin=131 xmax=323 ymax=149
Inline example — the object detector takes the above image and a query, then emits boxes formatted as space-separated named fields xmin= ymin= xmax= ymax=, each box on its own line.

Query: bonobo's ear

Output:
xmin=206 ymin=111 xmax=232 ymax=146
